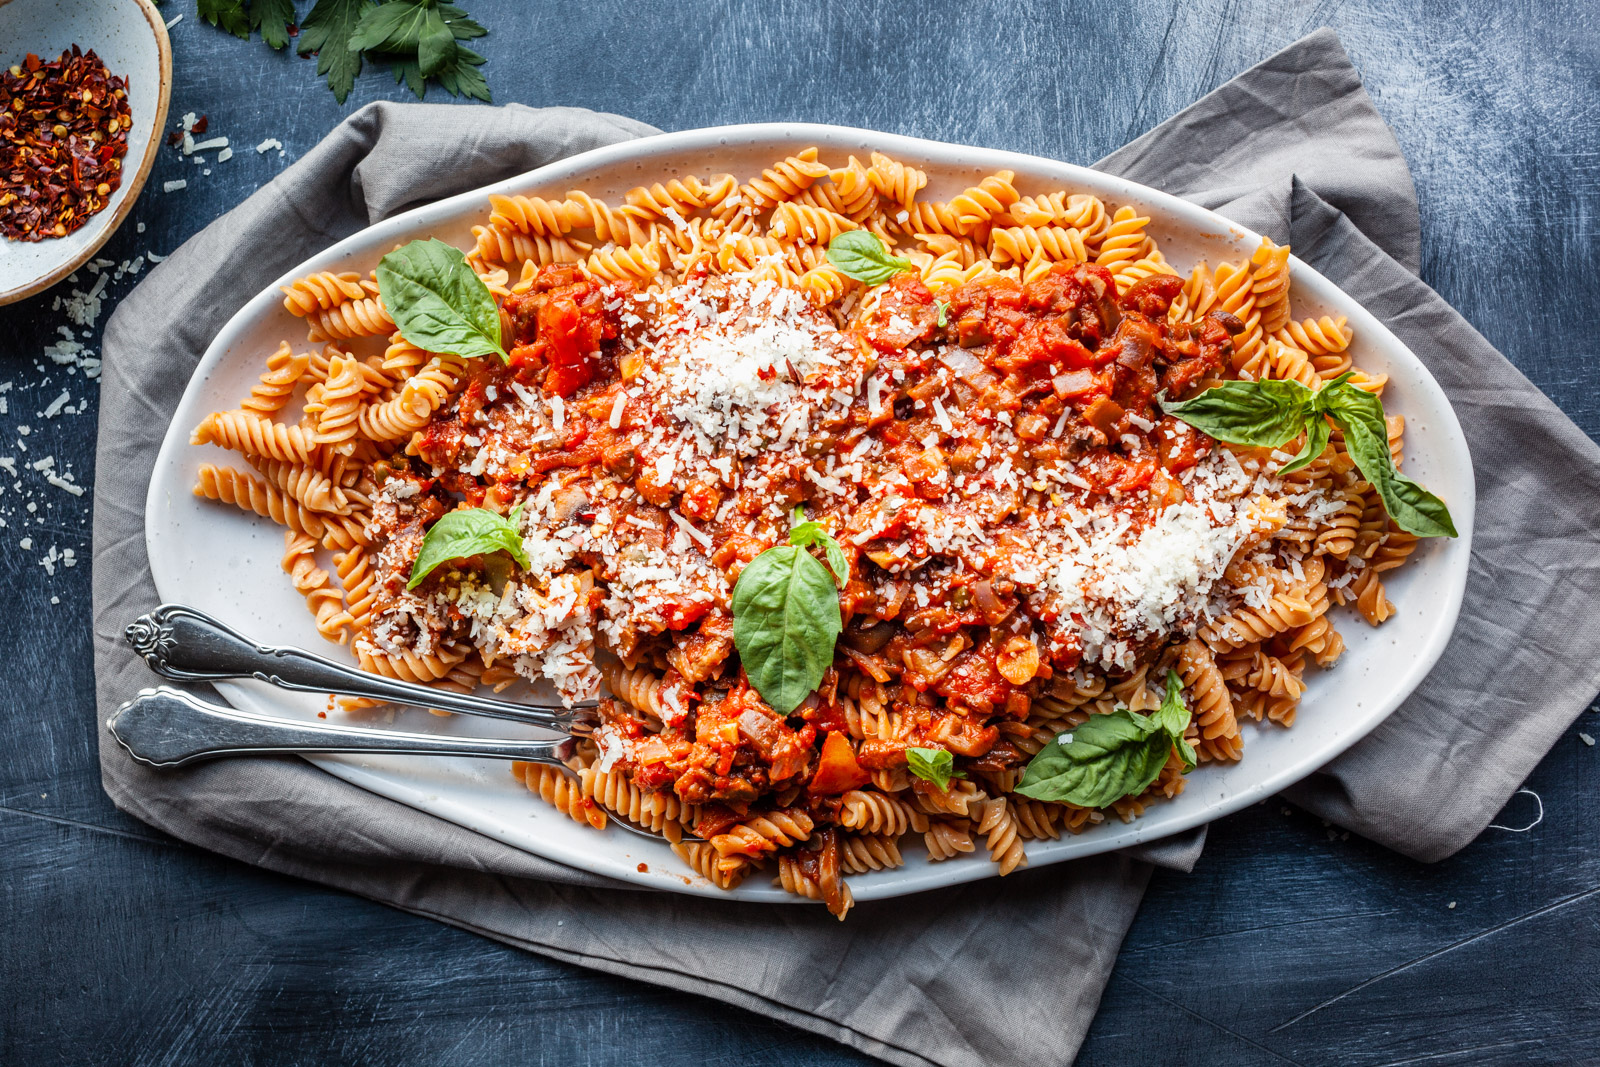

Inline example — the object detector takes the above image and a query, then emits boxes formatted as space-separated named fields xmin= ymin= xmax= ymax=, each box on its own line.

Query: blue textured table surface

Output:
xmin=3 ymin=3 xmax=1598 ymax=1064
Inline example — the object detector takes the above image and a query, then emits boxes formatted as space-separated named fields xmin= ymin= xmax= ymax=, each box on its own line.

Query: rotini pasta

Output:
xmin=194 ymin=147 xmax=1427 ymax=911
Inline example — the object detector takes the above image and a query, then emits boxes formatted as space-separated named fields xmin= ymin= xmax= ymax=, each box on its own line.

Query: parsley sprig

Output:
xmin=196 ymin=0 xmax=492 ymax=104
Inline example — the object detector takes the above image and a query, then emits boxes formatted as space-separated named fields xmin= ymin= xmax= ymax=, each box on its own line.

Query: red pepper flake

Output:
xmin=0 ymin=45 xmax=132 ymax=242
xmin=191 ymin=114 xmax=208 ymax=135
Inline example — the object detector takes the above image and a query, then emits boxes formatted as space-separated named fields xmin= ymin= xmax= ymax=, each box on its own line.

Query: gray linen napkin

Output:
xmin=90 ymin=29 xmax=1600 ymax=1067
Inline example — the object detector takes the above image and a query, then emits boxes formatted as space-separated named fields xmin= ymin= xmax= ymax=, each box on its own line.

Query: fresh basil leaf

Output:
xmin=935 ymin=300 xmax=949 ymax=328
xmin=298 ymin=0 xmax=375 ymax=103
xmin=1320 ymin=384 xmax=1457 ymax=538
xmin=1174 ymin=735 xmax=1198 ymax=775
xmin=1150 ymin=669 xmax=1196 ymax=773
xmin=377 ymin=238 xmax=507 ymax=361
xmin=732 ymin=545 xmax=843 ymax=715
xmin=198 ymin=0 xmax=251 ymax=39
xmin=250 ymin=0 xmax=295 ymax=49
xmin=826 ymin=230 xmax=914 ymax=286
xmin=1015 ymin=709 xmax=1171 ymax=808
xmin=1149 ymin=670 xmax=1187 ymax=738
xmin=907 ymin=747 xmax=965 ymax=791
xmin=1161 ymin=378 xmax=1315 ymax=448
xmin=408 ymin=505 xmax=530 ymax=589
xmin=1278 ymin=414 xmax=1331 ymax=476
xmin=788 ymin=519 xmax=849 ymax=587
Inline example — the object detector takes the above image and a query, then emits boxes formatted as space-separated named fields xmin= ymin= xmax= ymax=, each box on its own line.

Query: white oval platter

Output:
xmin=145 ymin=123 xmax=1475 ymax=902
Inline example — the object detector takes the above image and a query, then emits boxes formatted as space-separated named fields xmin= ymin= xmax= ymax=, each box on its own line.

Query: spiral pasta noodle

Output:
xmin=515 ymin=762 xmax=608 ymax=830
xmin=582 ymin=241 xmax=663 ymax=284
xmin=313 ymin=354 xmax=364 ymax=450
xmin=192 ymin=410 xmax=318 ymax=464
xmin=988 ymin=224 xmax=1089 ymax=266
xmin=974 ymin=797 xmax=1027 ymax=876
xmin=1250 ymin=237 xmax=1293 ymax=333
xmin=281 ymin=271 xmax=367 ymax=317
xmin=867 ymin=150 xmax=927 ymax=209
xmin=734 ymin=148 xmax=830 ymax=213
xmin=709 ymin=808 xmax=815 ymax=858
xmin=240 ymin=342 xmax=311 ymax=416
xmin=194 ymin=463 xmax=326 ymax=540
xmin=282 ymin=531 xmax=351 ymax=643
xmin=672 ymin=839 xmax=751 ymax=890
xmin=837 ymin=790 xmax=927 ymax=836
xmin=1177 ymin=639 xmax=1240 ymax=754
xmin=354 ymin=639 xmax=468 ymax=685
xmin=948 ymin=170 xmax=1019 ymax=233
xmin=248 ymin=456 xmax=348 ymax=515
xmin=307 ymin=295 xmax=394 ymax=343
xmin=334 ymin=547 xmax=377 ymax=631
xmin=924 ymin=820 xmax=976 ymax=861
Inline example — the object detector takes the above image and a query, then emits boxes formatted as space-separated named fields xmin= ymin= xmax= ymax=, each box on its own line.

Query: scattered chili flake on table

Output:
xmin=0 ymin=46 xmax=132 ymax=242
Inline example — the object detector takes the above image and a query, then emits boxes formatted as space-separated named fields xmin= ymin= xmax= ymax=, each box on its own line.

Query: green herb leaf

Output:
xmin=347 ymin=0 xmax=437 ymax=52
xmin=376 ymin=238 xmax=507 ymax=361
xmin=787 ymin=510 xmax=850 ymax=587
xmin=198 ymin=0 xmax=252 ymax=39
xmin=416 ymin=6 xmax=456 ymax=74
xmin=1164 ymin=375 xmax=1455 ymax=539
xmin=907 ymin=747 xmax=965 ymax=791
xmin=1150 ymin=669 xmax=1197 ymax=772
xmin=250 ymin=0 xmax=295 ymax=49
xmin=731 ymin=545 xmax=843 ymax=715
xmin=437 ymin=2 xmax=488 ymax=39
xmin=1149 ymin=670 xmax=1187 ymax=738
xmin=935 ymin=300 xmax=949 ymax=328
xmin=407 ymin=505 xmax=529 ymax=589
xmin=430 ymin=42 xmax=491 ymax=101
xmin=201 ymin=0 xmax=493 ymax=103
xmin=390 ymin=55 xmax=427 ymax=98
xmin=1277 ymin=413 xmax=1331 ymax=476
xmin=1160 ymin=378 xmax=1315 ymax=448
xmin=1015 ymin=709 xmax=1171 ymax=808
xmin=826 ymin=230 xmax=914 ymax=286
xmin=298 ymin=0 xmax=375 ymax=103
xmin=1319 ymin=384 xmax=1457 ymax=538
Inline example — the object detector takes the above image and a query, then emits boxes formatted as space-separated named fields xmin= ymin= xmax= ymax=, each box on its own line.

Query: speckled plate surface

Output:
xmin=144 ymin=124 xmax=1475 ymax=902
xmin=0 ymin=0 xmax=171 ymax=305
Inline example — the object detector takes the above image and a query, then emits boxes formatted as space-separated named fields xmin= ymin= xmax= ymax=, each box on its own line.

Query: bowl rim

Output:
xmin=0 ymin=0 xmax=172 ymax=305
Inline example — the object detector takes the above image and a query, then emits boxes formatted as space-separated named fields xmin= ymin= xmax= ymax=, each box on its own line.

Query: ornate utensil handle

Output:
xmin=125 ymin=605 xmax=592 ymax=730
xmin=109 ymin=686 xmax=579 ymax=768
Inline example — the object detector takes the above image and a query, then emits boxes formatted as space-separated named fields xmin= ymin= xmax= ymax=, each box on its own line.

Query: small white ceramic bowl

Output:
xmin=0 ymin=0 xmax=170 ymax=305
